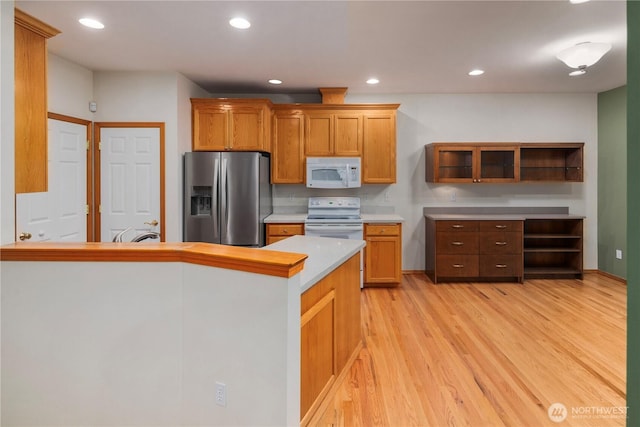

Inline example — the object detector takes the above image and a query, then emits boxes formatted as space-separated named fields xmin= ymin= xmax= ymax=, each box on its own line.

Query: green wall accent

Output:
xmin=598 ymin=86 xmax=627 ymax=278
xmin=628 ymin=2 xmax=639 ymax=426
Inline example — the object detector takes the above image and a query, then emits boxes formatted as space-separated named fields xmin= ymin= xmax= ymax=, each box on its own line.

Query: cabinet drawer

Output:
xmin=365 ymin=224 xmax=400 ymax=236
xmin=267 ymin=224 xmax=304 ymax=236
xmin=480 ymin=255 xmax=522 ymax=277
xmin=436 ymin=233 xmax=478 ymax=254
xmin=478 ymin=220 xmax=523 ymax=232
xmin=436 ymin=221 xmax=479 ymax=233
xmin=436 ymin=255 xmax=479 ymax=277
xmin=479 ymin=232 xmax=522 ymax=254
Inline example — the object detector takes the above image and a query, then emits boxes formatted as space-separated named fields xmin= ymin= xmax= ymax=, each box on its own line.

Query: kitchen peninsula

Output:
xmin=0 ymin=236 xmax=364 ymax=426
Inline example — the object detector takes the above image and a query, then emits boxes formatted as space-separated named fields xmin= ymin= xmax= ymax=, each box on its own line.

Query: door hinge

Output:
xmin=87 ymin=140 xmax=90 ymax=150
xmin=99 ymin=205 xmax=102 ymax=214
xmin=98 ymin=142 xmax=102 ymax=150
xmin=85 ymin=204 xmax=89 ymax=215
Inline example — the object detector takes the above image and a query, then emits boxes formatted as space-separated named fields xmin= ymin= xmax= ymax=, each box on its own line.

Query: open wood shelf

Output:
xmin=523 ymin=218 xmax=583 ymax=279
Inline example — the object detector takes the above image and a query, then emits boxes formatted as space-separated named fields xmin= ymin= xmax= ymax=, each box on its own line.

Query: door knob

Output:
xmin=19 ymin=232 xmax=32 ymax=241
xmin=145 ymin=220 xmax=159 ymax=227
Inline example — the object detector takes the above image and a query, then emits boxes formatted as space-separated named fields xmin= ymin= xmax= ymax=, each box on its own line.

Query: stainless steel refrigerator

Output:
xmin=184 ymin=152 xmax=272 ymax=247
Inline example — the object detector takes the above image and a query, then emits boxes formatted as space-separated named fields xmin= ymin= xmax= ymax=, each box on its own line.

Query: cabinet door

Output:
xmin=431 ymin=145 xmax=475 ymax=183
xmin=272 ymin=112 xmax=305 ymax=183
xmin=192 ymin=107 xmax=227 ymax=151
xmin=365 ymin=235 xmax=401 ymax=283
xmin=305 ymin=113 xmax=333 ymax=156
xmin=229 ymin=106 xmax=265 ymax=151
xmin=334 ymin=114 xmax=362 ymax=156
xmin=362 ymin=113 xmax=396 ymax=183
xmin=477 ymin=146 xmax=519 ymax=183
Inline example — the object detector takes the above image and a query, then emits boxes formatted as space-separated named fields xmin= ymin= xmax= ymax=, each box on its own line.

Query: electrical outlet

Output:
xmin=616 ymin=249 xmax=623 ymax=260
xmin=384 ymin=190 xmax=391 ymax=202
xmin=215 ymin=381 xmax=226 ymax=407
xmin=450 ymin=191 xmax=457 ymax=202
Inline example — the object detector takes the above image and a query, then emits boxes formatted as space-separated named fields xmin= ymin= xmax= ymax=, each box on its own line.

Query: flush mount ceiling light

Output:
xmin=468 ymin=69 xmax=485 ymax=76
xmin=79 ymin=17 xmax=104 ymax=29
xmin=268 ymin=79 xmax=282 ymax=85
xmin=366 ymin=78 xmax=380 ymax=85
xmin=229 ymin=17 xmax=251 ymax=29
xmin=556 ymin=41 xmax=611 ymax=76
xmin=569 ymin=0 xmax=590 ymax=4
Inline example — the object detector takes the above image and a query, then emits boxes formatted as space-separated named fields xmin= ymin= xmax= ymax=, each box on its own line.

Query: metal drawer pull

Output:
xmin=452 ymin=264 xmax=464 ymax=268
xmin=451 ymin=241 xmax=464 ymax=246
xmin=495 ymin=241 xmax=507 ymax=246
xmin=495 ymin=225 xmax=507 ymax=229
xmin=496 ymin=264 xmax=507 ymax=268
xmin=452 ymin=224 xmax=464 ymax=229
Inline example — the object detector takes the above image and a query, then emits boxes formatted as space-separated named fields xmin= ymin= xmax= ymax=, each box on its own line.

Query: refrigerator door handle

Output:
xmin=220 ymin=157 xmax=228 ymax=233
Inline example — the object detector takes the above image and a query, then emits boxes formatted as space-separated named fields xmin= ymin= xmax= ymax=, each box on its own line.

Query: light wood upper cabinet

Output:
xmin=191 ymin=99 xmax=272 ymax=152
xmin=305 ymin=112 xmax=362 ymax=156
xmin=14 ymin=9 xmax=60 ymax=194
xmin=272 ymin=109 xmax=305 ymax=184
xmin=362 ymin=111 xmax=397 ymax=184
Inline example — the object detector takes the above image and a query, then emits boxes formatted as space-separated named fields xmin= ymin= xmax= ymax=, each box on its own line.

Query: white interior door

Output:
xmin=100 ymin=127 xmax=161 ymax=242
xmin=16 ymin=118 xmax=88 ymax=242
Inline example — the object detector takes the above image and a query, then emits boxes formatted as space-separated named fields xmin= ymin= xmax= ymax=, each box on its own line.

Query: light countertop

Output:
xmin=263 ymin=235 xmax=365 ymax=293
xmin=424 ymin=213 xmax=585 ymax=220
xmin=265 ymin=213 xmax=404 ymax=223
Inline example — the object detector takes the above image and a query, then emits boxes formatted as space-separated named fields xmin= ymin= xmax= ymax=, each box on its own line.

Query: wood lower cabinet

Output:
xmin=266 ymin=223 xmax=304 ymax=245
xmin=523 ymin=218 xmax=583 ymax=279
xmin=364 ymin=223 xmax=402 ymax=286
xmin=301 ymin=253 xmax=361 ymax=425
xmin=426 ymin=219 xmax=523 ymax=283
xmin=14 ymin=9 xmax=60 ymax=193
xmin=191 ymin=98 xmax=272 ymax=152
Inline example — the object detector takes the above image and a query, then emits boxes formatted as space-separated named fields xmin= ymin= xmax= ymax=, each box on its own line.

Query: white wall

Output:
xmin=273 ymin=93 xmax=598 ymax=271
xmin=1 ymin=2 xmax=15 ymax=245
xmin=48 ymin=54 xmax=94 ymax=120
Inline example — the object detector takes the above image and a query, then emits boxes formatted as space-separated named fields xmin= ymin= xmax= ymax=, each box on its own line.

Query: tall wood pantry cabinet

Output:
xmin=14 ymin=9 xmax=60 ymax=193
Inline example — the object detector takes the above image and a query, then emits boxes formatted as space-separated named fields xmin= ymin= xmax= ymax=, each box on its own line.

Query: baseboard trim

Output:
xmin=402 ymin=270 xmax=426 ymax=275
xmin=588 ymin=269 xmax=627 ymax=284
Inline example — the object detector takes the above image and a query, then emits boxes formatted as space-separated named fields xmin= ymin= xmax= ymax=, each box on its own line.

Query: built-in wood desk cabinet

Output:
xmin=14 ymin=9 xmax=60 ymax=193
xmin=191 ymin=98 xmax=272 ymax=152
xmin=426 ymin=219 xmax=523 ymax=283
xmin=266 ymin=223 xmax=304 ymax=245
xmin=364 ymin=223 xmax=402 ymax=286
xmin=425 ymin=142 xmax=583 ymax=183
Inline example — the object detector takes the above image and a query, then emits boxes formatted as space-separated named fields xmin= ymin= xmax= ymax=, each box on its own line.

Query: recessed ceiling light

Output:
xmin=366 ymin=78 xmax=380 ymax=85
xmin=468 ymin=69 xmax=485 ymax=76
xmin=569 ymin=0 xmax=590 ymax=4
xmin=229 ymin=17 xmax=251 ymax=29
xmin=79 ymin=18 xmax=104 ymax=29
xmin=268 ymin=79 xmax=283 ymax=85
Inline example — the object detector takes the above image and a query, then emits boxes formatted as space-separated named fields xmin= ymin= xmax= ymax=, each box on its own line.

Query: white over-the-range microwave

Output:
xmin=306 ymin=157 xmax=361 ymax=188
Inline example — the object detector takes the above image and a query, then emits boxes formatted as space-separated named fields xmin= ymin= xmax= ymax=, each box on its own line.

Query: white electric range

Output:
xmin=304 ymin=197 xmax=364 ymax=287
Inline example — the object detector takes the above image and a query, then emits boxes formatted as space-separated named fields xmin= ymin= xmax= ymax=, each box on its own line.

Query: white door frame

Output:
xmin=94 ymin=122 xmax=165 ymax=242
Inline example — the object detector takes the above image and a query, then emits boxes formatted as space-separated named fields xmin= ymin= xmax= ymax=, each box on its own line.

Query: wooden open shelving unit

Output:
xmin=523 ymin=218 xmax=583 ymax=279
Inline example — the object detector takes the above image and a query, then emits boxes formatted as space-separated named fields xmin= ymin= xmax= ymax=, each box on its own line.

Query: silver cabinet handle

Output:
xmin=451 ymin=241 xmax=464 ymax=246
xmin=495 ymin=241 xmax=507 ymax=246
xmin=496 ymin=264 xmax=507 ymax=268
xmin=452 ymin=264 xmax=464 ymax=268
xmin=452 ymin=224 xmax=464 ymax=229
xmin=495 ymin=225 xmax=507 ymax=229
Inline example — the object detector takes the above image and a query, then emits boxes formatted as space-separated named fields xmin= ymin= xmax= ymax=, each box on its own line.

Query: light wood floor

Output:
xmin=313 ymin=273 xmax=626 ymax=427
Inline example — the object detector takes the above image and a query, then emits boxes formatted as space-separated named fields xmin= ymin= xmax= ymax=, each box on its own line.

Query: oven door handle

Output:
xmin=304 ymin=224 xmax=364 ymax=232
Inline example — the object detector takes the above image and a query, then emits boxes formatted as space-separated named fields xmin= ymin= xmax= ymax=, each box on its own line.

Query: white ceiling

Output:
xmin=15 ymin=0 xmax=627 ymax=95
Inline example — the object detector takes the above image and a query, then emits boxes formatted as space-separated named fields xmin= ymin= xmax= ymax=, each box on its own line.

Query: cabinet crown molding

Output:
xmin=15 ymin=8 xmax=60 ymax=39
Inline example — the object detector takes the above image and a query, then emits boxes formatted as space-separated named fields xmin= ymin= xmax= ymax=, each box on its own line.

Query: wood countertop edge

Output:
xmin=0 ymin=242 xmax=308 ymax=279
